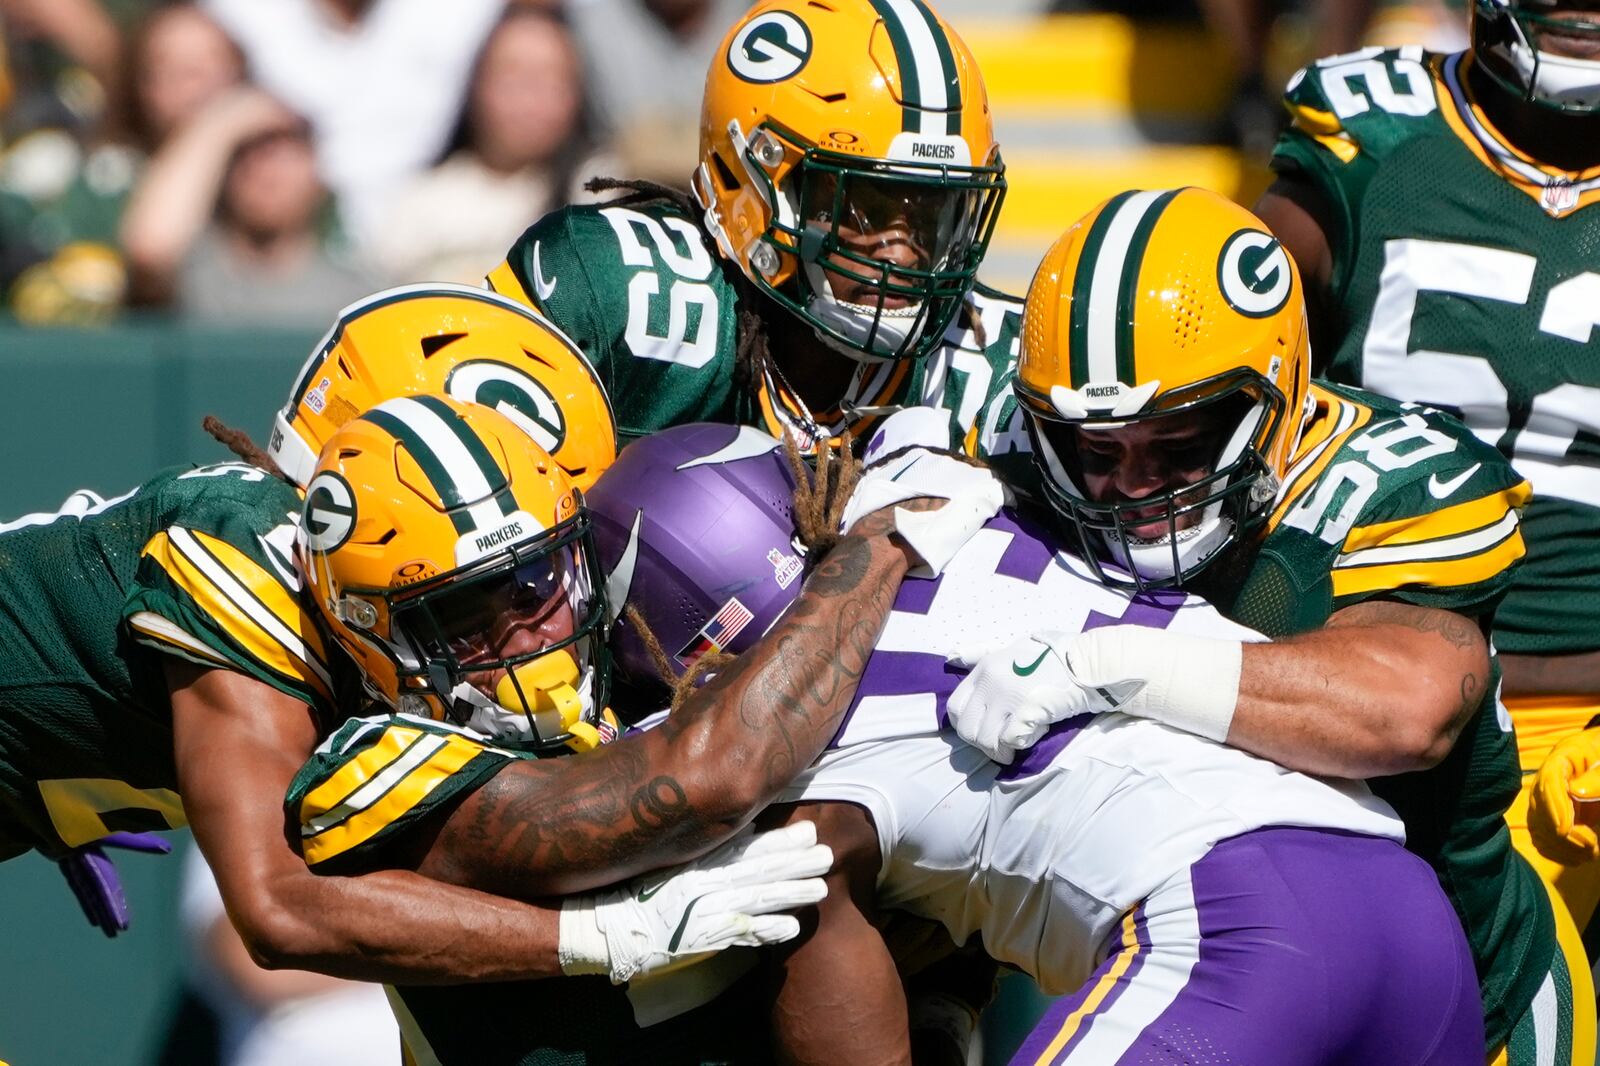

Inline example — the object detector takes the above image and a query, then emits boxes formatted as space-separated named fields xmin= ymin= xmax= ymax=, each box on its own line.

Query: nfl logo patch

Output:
xmin=676 ymin=597 xmax=756 ymax=666
xmin=1542 ymin=179 xmax=1578 ymax=217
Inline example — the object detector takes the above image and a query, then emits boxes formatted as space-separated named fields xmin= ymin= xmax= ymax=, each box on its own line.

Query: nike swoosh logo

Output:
xmin=604 ymin=510 xmax=643 ymax=625
xmin=1012 ymin=648 xmax=1050 ymax=677
xmin=1428 ymin=463 xmax=1481 ymax=500
xmin=674 ymin=425 xmax=782 ymax=469
xmin=532 ymin=241 xmax=557 ymax=302
xmin=636 ymin=879 xmax=668 ymax=903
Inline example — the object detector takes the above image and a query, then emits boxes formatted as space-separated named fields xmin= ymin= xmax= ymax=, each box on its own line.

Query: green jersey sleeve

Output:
xmin=122 ymin=464 xmax=336 ymax=713
xmin=287 ymin=714 xmax=524 ymax=873
xmin=947 ymin=284 xmax=1036 ymax=497
xmin=1271 ymin=47 xmax=1447 ymax=290
xmin=1256 ymin=386 xmax=1530 ymax=626
xmin=488 ymin=202 xmax=747 ymax=440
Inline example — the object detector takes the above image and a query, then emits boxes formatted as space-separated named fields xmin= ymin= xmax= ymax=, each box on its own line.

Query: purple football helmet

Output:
xmin=586 ymin=423 xmax=806 ymax=690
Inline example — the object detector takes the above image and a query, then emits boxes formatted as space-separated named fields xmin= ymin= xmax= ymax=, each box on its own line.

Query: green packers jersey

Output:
xmin=488 ymin=199 xmax=1036 ymax=493
xmin=1210 ymin=381 xmax=1542 ymax=1048
xmin=1272 ymin=47 xmax=1600 ymax=655
xmin=0 ymin=463 xmax=333 ymax=860
xmin=288 ymin=714 xmax=770 ymax=1065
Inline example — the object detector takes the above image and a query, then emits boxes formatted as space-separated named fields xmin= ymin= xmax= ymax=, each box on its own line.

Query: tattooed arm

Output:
xmin=414 ymin=509 xmax=922 ymax=899
xmin=1227 ymin=600 xmax=1490 ymax=779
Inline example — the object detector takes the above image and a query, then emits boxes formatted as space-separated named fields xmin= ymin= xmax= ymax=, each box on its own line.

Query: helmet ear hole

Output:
xmin=711 ymin=152 xmax=742 ymax=193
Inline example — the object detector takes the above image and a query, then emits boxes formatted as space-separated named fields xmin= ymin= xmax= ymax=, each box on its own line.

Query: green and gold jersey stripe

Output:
xmin=138 ymin=525 xmax=334 ymax=704
xmin=298 ymin=721 xmax=502 ymax=866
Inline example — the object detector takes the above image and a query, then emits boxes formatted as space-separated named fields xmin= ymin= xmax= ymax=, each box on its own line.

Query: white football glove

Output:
xmin=945 ymin=631 xmax=1145 ymax=764
xmin=840 ymin=407 xmax=1007 ymax=577
xmin=559 ymin=820 xmax=832 ymax=984
xmin=946 ymin=626 xmax=1244 ymax=764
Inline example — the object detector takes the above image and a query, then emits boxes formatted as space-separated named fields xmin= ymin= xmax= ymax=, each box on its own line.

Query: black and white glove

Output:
xmin=558 ymin=820 xmax=832 ymax=984
xmin=841 ymin=406 xmax=1007 ymax=577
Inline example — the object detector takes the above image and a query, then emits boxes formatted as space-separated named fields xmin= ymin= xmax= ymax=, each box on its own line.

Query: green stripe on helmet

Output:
xmin=1114 ymin=188 xmax=1182 ymax=385
xmin=1067 ymin=190 xmax=1136 ymax=389
xmin=867 ymin=0 xmax=920 ymax=132
xmin=363 ymin=399 xmax=513 ymax=537
xmin=902 ymin=0 xmax=962 ymax=136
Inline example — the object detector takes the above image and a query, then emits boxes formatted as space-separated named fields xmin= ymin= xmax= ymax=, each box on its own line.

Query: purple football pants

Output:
xmin=1012 ymin=827 xmax=1483 ymax=1065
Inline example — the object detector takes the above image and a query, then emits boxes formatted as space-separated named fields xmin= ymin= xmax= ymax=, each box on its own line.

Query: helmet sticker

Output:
xmin=304 ymin=471 xmax=357 ymax=553
xmin=728 ymin=11 xmax=812 ymax=84
xmin=1217 ymin=229 xmax=1293 ymax=318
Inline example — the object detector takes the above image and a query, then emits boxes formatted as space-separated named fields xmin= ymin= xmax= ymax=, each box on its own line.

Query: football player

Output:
xmin=483 ymin=0 xmax=1033 ymax=488
xmin=284 ymin=404 xmax=1006 ymax=1062
xmin=290 ymin=417 xmax=1485 ymax=1063
xmin=1252 ymin=0 xmax=1600 ymax=1015
xmin=942 ymin=188 xmax=1593 ymax=1064
xmin=0 ymin=303 xmax=989 ymax=995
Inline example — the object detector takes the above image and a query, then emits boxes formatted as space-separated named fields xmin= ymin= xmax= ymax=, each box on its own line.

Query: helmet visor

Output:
xmin=763 ymin=141 xmax=1005 ymax=360
xmin=389 ymin=513 xmax=606 ymax=683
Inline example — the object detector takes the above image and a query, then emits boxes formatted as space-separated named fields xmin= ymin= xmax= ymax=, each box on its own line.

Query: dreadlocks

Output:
xmin=202 ymin=416 xmax=291 ymax=483
xmin=785 ymin=429 xmax=861 ymax=557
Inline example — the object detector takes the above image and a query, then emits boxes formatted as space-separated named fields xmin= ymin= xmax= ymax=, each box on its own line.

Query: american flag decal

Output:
xmin=676 ymin=598 xmax=756 ymax=666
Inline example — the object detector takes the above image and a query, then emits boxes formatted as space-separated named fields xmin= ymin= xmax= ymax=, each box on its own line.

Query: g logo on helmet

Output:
xmin=1217 ymin=229 xmax=1292 ymax=319
xmin=304 ymin=472 xmax=357 ymax=552
xmin=728 ymin=12 xmax=811 ymax=84
xmin=445 ymin=360 xmax=566 ymax=455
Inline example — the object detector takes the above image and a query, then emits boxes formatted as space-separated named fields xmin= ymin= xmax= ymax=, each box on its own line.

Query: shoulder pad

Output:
xmin=1277 ymin=387 xmax=1529 ymax=607
xmin=1278 ymin=47 xmax=1444 ymax=170
xmin=288 ymin=713 xmax=521 ymax=871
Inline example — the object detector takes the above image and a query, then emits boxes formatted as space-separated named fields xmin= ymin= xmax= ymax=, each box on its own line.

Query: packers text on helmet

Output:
xmin=1017 ymin=187 xmax=1312 ymax=590
xmin=299 ymin=394 xmax=614 ymax=751
xmin=693 ymin=0 xmax=1005 ymax=362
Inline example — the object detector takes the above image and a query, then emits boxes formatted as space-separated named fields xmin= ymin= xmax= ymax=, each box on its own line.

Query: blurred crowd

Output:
xmin=0 ymin=0 xmax=744 ymax=326
xmin=0 ymin=0 xmax=1470 ymax=329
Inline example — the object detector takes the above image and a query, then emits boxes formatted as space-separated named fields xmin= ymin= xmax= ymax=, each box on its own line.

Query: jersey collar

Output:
xmin=1438 ymin=51 xmax=1600 ymax=217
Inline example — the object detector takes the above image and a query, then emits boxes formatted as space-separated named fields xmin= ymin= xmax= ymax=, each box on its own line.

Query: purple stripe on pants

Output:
xmin=1012 ymin=827 xmax=1483 ymax=1065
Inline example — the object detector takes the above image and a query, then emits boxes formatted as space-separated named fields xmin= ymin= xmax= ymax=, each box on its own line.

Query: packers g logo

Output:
xmin=1217 ymin=229 xmax=1293 ymax=319
xmin=445 ymin=361 xmax=566 ymax=456
xmin=303 ymin=472 xmax=356 ymax=552
xmin=728 ymin=12 xmax=811 ymax=84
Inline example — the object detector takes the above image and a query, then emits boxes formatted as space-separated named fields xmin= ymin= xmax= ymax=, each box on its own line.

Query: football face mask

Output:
xmin=301 ymin=394 xmax=614 ymax=751
xmin=385 ymin=517 xmax=612 ymax=749
xmin=694 ymin=0 xmax=1006 ymax=363
xmin=1475 ymin=0 xmax=1600 ymax=112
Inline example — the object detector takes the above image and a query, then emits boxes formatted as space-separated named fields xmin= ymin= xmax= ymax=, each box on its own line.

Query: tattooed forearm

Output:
xmin=421 ymin=525 xmax=914 ymax=898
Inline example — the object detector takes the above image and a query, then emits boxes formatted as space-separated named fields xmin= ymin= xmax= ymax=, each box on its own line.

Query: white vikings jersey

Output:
xmin=777 ymin=509 xmax=1402 ymax=995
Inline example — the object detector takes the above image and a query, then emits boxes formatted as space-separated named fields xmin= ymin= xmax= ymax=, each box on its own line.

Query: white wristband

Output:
xmin=557 ymin=896 xmax=610 ymax=977
xmin=1073 ymin=627 xmax=1243 ymax=743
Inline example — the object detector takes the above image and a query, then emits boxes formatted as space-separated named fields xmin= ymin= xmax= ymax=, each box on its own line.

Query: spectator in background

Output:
xmin=368 ymin=6 xmax=615 ymax=285
xmin=180 ymin=847 xmax=399 ymax=1066
xmin=565 ymin=0 xmax=748 ymax=184
xmin=120 ymin=88 xmax=377 ymax=322
xmin=199 ymin=0 xmax=505 ymax=247
xmin=1 ymin=1 xmax=244 ymax=322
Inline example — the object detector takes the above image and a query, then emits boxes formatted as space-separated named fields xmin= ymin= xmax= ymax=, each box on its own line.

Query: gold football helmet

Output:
xmin=300 ymin=394 xmax=613 ymax=751
xmin=693 ymin=0 xmax=1006 ymax=362
xmin=1017 ymin=186 xmax=1311 ymax=589
xmin=270 ymin=284 xmax=616 ymax=491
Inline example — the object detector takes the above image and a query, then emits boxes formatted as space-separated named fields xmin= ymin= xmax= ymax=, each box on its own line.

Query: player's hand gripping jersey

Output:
xmin=487 ymin=200 xmax=1035 ymax=489
xmin=0 ymin=464 xmax=334 ymax=860
xmin=1272 ymin=46 xmax=1600 ymax=661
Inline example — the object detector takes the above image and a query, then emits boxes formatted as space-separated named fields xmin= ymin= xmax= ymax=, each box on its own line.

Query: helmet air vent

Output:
xmin=419 ymin=332 xmax=467 ymax=358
